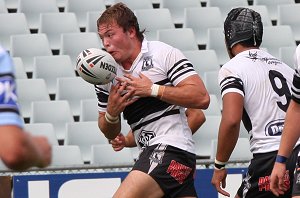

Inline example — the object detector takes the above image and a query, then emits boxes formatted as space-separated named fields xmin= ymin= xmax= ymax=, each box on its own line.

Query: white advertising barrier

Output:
xmin=13 ymin=168 xmax=247 ymax=198
xmin=218 ymin=174 xmax=243 ymax=198
xmin=28 ymin=178 xmax=121 ymax=198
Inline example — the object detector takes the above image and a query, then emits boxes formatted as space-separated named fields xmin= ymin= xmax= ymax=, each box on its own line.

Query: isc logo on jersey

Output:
xmin=0 ymin=78 xmax=18 ymax=106
xmin=76 ymin=48 xmax=117 ymax=85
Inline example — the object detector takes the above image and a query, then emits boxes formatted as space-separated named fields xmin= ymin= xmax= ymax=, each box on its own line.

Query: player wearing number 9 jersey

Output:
xmin=210 ymin=8 xmax=300 ymax=198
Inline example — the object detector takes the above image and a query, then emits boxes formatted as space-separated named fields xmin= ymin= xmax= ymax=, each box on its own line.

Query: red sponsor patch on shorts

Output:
xmin=167 ymin=160 xmax=192 ymax=184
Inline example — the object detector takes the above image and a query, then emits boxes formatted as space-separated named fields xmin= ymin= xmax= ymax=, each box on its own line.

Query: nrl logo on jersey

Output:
xmin=141 ymin=56 xmax=153 ymax=71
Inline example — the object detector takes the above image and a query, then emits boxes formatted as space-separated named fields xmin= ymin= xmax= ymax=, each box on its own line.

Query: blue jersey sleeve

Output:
xmin=0 ymin=46 xmax=23 ymax=127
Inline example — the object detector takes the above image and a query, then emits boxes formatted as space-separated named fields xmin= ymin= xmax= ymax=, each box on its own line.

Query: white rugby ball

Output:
xmin=76 ymin=48 xmax=117 ymax=85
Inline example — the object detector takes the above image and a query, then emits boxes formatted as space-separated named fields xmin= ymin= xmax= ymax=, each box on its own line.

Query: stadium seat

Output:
xmin=183 ymin=49 xmax=220 ymax=78
xmin=64 ymin=121 xmax=109 ymax=163
xmin=207 ymin=27 xmax=230 ymax=66
xmin=32 ymin=55 xmax=76 ymax=95
xmin=193 ymin=115 xmax=221 ymax=158
xmin=10 ymin=33 xmax=53 ymax=73
xmin=5 ymin=0 xmax=18 ymax=10
xmin=203 ymin=71 xmax=222 ymax=108
xmin=157 ymin=28 xmax=198 ymax=51
xmin=279 ymin=46 xmax=297 ymax=69
xmin=0 ymin=0 xmax=7 ymax=13
xmin=12 ymin=57 xmax=27 ymax=79
xmin=160 ymin=0 xmax=201 ymax=25
xmin=115 ymin=0 xmax=153 ymax=10
xmin=151 ymin=0 xmax=161 ymax=5
xmin=49 ymin=145 xmax=84 ymax=167
xmin=79 ymin=99 xmax=98 ymax=122
xmin=245 ymin=5 xmax=272 ymax=26
xmin=64 ymin=0 xmax=106 ymax=29
xmin=55 ymin=77 xmax=97 ymax=116
xmin=56 ymin=0 xmax=67 ymax=8
xmin=0 ymin=13 xmax=30 ymax=52
xmin=134 ymin=8 xmax=174 ymax=41
xmin=253 ymin=0 xmax=295 ymax=22
xmin=17 ymin=0 xmax=59 ymax=30
xmin=210 ymin=138 xmax=252 ymax=161
xmin=39 ymin=12 xmax=80 ymax=51
xmin=260 ymin=25 xmax=296 ymax=58
xmin=86 ymin=11 xmax=103 ymax=33
xmin=203 ymin=94 xmax=222 ymax=116
xmin=206 ymin=0 xmax=249 ymax=20
xmin=90 ymin=144 xmax=135 ymax=167
xmin=24 ymin=123 xmax=59 ymax=145
xmin=30 ymin=100 xmax=74 ymax=141
xmin=16 ymin=78 xmax=50 ymax=119
xmin=278 ymin=4 xmax=300 ymax=42
xmin=183 ymin=7 xmax=223 ymax=46
xmin=60 ymin=32 xmax=103 ymax=66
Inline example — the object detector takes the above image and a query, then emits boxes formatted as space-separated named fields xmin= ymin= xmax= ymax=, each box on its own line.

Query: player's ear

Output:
xmin=128 ymin=26 xmax=136 ymax=38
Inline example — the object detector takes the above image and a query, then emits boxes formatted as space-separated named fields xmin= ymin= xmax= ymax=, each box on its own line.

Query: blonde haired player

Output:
xmin=95 ymin=2 xmax=209 ymax=198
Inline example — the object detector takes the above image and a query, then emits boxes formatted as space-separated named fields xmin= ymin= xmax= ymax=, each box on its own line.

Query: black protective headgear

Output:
xmin=224 ymin=7 xmax=263 ymax=49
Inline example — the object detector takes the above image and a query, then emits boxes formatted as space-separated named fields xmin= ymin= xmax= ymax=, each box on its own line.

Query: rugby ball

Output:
xmin=76 ymin=48 xmax=117 ymax=85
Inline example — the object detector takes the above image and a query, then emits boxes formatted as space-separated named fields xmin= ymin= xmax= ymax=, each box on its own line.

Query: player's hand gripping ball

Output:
xmin=76 ymin=48 xmax=117 ymax=85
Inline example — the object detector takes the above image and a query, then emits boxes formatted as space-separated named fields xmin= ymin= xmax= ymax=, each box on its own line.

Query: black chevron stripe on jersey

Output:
xmin=132 ymin=109 xmax=180 ymax=131
xmin=220 ymin=76 xmax=244 ymax=95
xmin=123 ymin=96 xmax=173 ymax=125
xmin=292 ymin=69 xmax=300 ymax=104
xmin=167 ymin=59 xmax=194 ymax=83
xmin=95 ymin=88 xmax=108 ymax=108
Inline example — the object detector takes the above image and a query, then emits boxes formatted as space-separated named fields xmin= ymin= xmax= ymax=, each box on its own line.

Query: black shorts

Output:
xmin=237 ymin=145 xmax=300 ymax=198
xmin=132 ymin=143 xmax=197 ymax=198
xmin=292 ymin=152 xmax=300 ymax=196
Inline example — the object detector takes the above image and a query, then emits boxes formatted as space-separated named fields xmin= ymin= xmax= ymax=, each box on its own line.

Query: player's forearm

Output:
xmin=157 ymin=81 xmax=209 ymax=109
xmin=98 ymin=113 xmax=121 ymax=140
xmin=125 ymin=137 xmax=137 ymax=147
xmin=124 ymin=130 xmax=137 ymax=147
xmin=0 ymin=127 xmax=49 ymax=170
xmin=186 ymin=109 xmax=206 ymax=134
xmin=277 ymin=100 xmax=300 ymax=157
xmin=216 ymin=121 xmax=240 ymax=162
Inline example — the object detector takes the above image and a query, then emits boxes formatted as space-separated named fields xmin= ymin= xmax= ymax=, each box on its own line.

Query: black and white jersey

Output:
xmin=0 ymin=46 xmax=23 ymax=127
xmin=219 ymin=49 xmax=300 ymax=154
xmin=292 ymin=44 xmax=300 ymax=104
xmin=95 ymin=39 xmax=198 ymax=154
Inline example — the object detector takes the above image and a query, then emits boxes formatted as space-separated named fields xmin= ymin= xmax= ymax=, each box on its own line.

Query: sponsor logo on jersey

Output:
xmin=142 ymin=56 xmax=153 ymax=71
xmin=265 ymin=119 xmax=285 ymax=136
xmin=247 ymin=51 xmax=281 ymax=66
